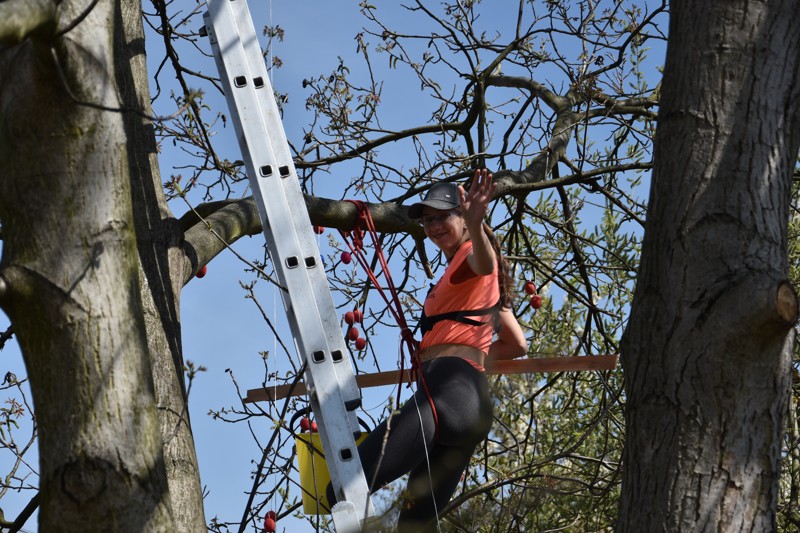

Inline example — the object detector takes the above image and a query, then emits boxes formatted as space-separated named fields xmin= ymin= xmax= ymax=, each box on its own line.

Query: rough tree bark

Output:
xmin=0 ymin=1 xmax=180 ymax=530
xmin=619 ymin=1 xmax=800 ymax=531
xmin=115 ymin=0 xmax=207 ymax=530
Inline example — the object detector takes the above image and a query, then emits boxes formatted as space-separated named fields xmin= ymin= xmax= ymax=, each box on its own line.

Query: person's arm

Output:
xmin=487 ymin=307 xmax=528 ymax=361
xmin=459 ymin=169 xmax=497 ymax=276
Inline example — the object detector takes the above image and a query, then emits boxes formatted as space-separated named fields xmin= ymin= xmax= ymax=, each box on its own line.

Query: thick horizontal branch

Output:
xmin=179 ymin=198 xmax=263 ymax=286
xmin=179 ymin=195 xmax=428 ymax=286
xmin=180 ymin=195 xmax=423 ymax=238
xmin=179 ymin=198 xmax=263 ymax=237
xmin=178 ymin=158 xmax=641 ymax=283
xmin=244 ymin=354 xmax=618 ymax=403
xmin=0 ymin=0 xmax=55 ymax=46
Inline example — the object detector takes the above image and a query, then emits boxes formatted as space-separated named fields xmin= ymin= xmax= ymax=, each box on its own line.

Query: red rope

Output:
xmin=338 ymin=201 xmax=439 ymax=438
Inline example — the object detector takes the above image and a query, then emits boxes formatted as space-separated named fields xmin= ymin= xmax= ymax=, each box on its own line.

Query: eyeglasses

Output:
xmin=419 ymin=210 xmax=461 ymax=227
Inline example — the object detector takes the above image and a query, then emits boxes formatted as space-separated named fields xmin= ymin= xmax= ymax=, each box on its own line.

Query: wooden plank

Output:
xmin=244 ymin=355 xmax=618 ymax=403
xmin=245 ymin=370 xmax=413 ymax=404
xmin=352 ymin=369 xmax=414 ymax=389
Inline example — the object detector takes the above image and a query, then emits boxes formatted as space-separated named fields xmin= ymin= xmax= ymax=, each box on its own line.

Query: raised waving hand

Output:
xmin=458 ymin=168 xmax=496 ymax=232
xmin=460 ymin=169 xmax=498 ymax=275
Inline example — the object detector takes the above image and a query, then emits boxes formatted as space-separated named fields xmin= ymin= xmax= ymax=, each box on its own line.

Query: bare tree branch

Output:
xmin=0 ymin=325 xmax=12 ymax=350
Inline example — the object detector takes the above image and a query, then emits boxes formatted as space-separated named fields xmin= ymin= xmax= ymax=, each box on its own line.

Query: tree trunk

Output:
xmin=619 ymin=1 xmax=800 ymax=531
xmin=115 ymin=1 xmax=207 ymax=530
xmin=0 ymin=2 xmax=175 ymax=530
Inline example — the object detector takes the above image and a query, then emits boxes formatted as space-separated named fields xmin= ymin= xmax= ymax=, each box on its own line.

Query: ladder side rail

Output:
xmin=204 ymin=19 xmax=300 ymax=380
xmin=204 ymin=4 xmax=355 ymax=411
xmin=229 ymin=4 xmax=367 ymax=420
xmin=228 ymin=1 xmax=365 ymax=417
xmin=204 ymin=1 xmax=374 ymax=525
xmin=209 ymin=4 xmax=371 ymax=513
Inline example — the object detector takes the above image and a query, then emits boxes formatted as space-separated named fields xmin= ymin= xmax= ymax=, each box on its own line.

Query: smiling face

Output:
xmin=421 ymin=206 xmax=469 ymax=259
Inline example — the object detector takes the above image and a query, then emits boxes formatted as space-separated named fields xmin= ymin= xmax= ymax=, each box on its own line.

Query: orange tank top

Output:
xmin=420 ymin=241 xmax=500 ymax=353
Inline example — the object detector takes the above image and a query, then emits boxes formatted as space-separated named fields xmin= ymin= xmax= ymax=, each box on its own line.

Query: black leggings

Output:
xmin=328 ymin=356 xmax=493 ymax=532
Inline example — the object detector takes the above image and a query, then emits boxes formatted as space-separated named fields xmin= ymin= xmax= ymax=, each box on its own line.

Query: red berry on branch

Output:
xmin=299 ymin=417 xmax=311 ymax=432
xmin=196 ymin=265 xmax=208 ymax=278
xmin=266 ymin=511 xmax=276 ymax=520
xmin=264 ymin=516 xmax=276 ymax=533
xmin=353 ymin=309 xmax=363 ymax=323
xmin=523 ymin=281 xmax=536 ymax=295
xmin=348 ymin=327 xmax=359 ymax=341
xmin=313 ymin=225 xmax=324 ymax=234
xmin=344 ymin=311 xmax=355 ymax=325
xmin=311 ymin=421 xmax=318 ymax=432
xmin=341 ymin=252 xmax=352 ymax=264
xmin=531 ymin=294 xmax=543 ymax=309
xmin=355 ymin=337 xmax=367 ymax=351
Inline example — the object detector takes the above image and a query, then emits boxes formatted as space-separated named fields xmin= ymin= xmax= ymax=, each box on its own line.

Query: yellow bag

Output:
xmin=296 ymin=432 xmax=367 ymax=515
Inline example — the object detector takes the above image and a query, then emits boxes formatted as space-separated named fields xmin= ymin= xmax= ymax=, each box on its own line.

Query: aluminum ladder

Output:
xmin=202 ymin=1 xmax=374 ymax=530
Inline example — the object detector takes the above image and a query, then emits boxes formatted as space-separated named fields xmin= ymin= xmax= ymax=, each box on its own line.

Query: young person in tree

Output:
xmin=329 ymin=169 xmax=527 ymax=532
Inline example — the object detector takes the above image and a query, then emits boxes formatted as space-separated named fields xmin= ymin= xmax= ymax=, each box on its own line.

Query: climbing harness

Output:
xmin=418 ymin=299 xmax=502 ymax=336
